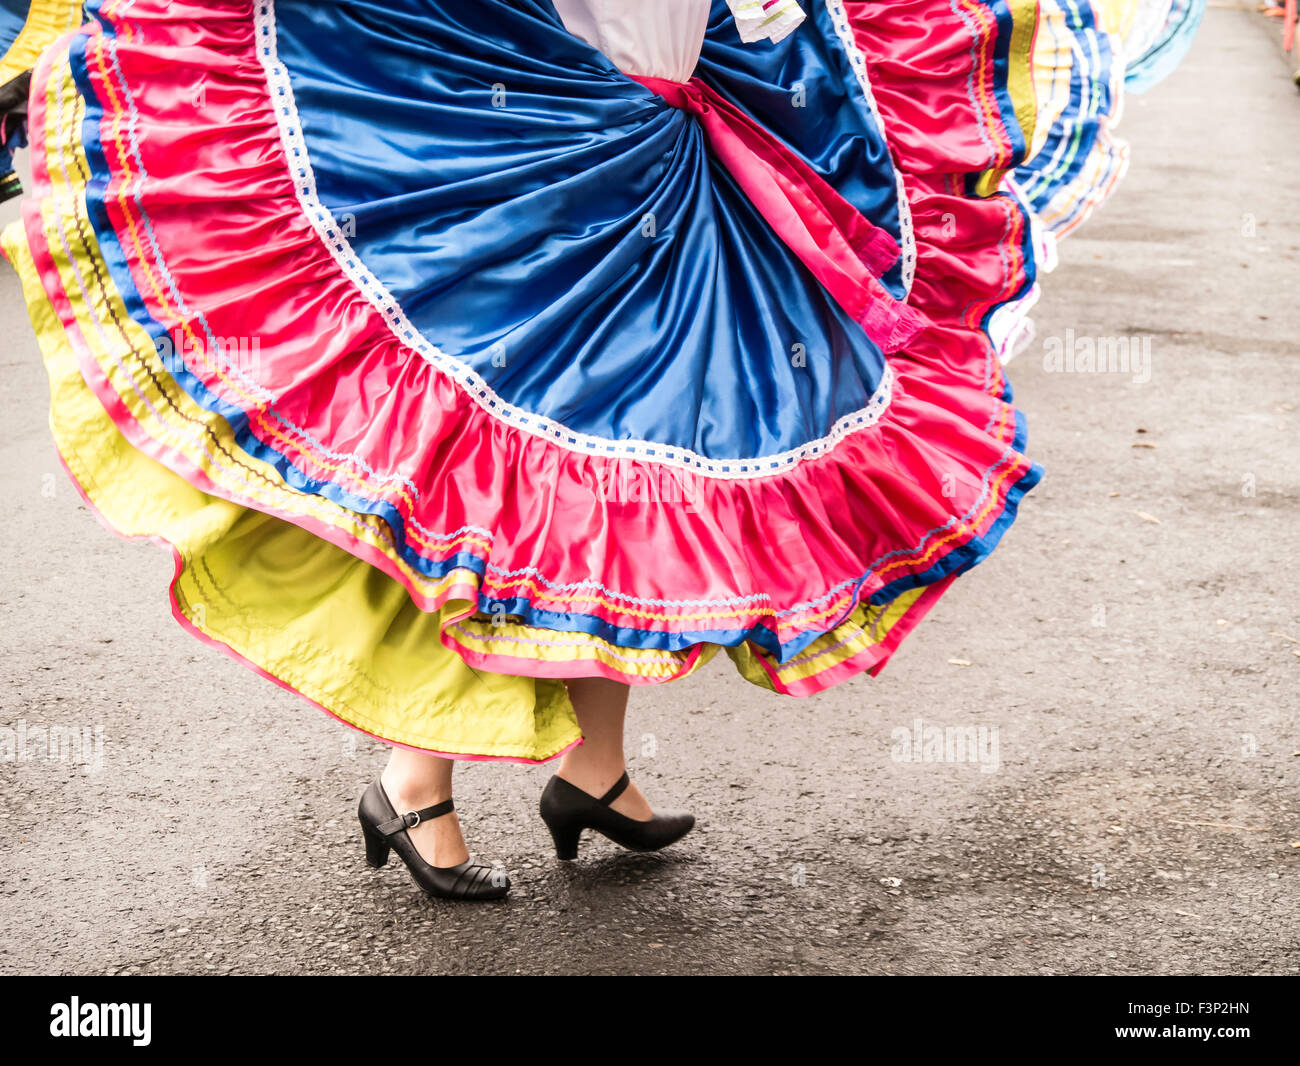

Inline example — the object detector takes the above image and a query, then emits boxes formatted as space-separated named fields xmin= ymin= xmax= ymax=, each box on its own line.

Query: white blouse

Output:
xmin=552 ymin=0 xmax=806 ymax=82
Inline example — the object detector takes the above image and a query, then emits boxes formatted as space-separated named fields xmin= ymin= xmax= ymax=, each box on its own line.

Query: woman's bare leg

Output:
xmin=380 ymin=748 xmax=470 ymax=866
xmin=556 ymin=677 xmax=653 ymax=821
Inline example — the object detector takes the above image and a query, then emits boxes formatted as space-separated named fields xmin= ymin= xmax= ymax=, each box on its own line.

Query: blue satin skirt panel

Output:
xmin=273 ymin=0 xmax=899 ymax=461
xmin=0 ymin=1 xmax=27 ymax=52
xmin=696 ymin=1 xmax=907 ymax=297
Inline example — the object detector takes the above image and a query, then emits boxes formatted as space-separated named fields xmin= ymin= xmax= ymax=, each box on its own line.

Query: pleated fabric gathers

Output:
xmin=996 ymin=0 xmax=1205 ymax=360
xmin=0 ymin=0 xmax=1198 ymax=761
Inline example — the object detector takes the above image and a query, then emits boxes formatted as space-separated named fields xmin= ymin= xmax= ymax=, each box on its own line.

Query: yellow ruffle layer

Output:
xmin=4 ymin=220 xmax=584 ymax=761
xmin=3 ymin=33 xmax=943 ymax=763
xmin=0 ymin=0 xmax=82 ymax=87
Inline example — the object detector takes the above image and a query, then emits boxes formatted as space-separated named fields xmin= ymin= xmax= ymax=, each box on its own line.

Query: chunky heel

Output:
xmin=361 ymin=820 xmax=391 ymax=868
xmin=538 ymin=773 xmax=694 ymax=861
xmin=544 ymin=818 xmax=582 ymax=860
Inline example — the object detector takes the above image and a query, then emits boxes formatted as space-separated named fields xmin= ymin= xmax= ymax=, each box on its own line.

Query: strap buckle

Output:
xmin=402 ymin=810 xmax=422 ymax=829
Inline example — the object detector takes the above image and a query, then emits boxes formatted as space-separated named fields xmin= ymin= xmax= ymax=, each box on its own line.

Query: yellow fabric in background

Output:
xmin=0 ymin=0 xmax=83 ymax=86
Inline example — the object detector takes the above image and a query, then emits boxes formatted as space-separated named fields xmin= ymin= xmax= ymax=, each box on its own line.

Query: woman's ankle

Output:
xmin=557 ymin=749 xmax=627 ymax=796
xmin=381 ymin=762 xmax=452 ymax=809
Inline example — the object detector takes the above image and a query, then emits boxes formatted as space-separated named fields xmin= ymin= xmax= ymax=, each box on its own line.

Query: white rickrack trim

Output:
xmin=822 ymin=0 xmax=916 ymax=296
xmin=251 ymin=0 xmax=895 ymax=480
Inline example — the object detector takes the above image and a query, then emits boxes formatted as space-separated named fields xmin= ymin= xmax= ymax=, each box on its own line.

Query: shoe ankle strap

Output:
xmin=598 ymin=772 xmax=630 ymax=806
xmin=376 ymin=798 xmax=455 ymax=836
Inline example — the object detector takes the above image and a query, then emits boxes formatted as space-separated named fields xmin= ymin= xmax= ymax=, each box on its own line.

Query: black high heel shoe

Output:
xmin=357 ymin=780 xmax=509 ymax=901
xmin=538 ymin=771 xmax=695 ymax=860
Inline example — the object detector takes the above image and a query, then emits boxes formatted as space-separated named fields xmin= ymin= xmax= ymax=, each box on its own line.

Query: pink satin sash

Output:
xmin=632 ymin=74 xmax=927 ymax=353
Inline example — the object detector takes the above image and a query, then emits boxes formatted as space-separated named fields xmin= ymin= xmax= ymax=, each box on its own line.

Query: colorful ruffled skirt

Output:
xmin=0 ymin=0 xmax=1198 ymax=762
xmin=1004 ymin=0 xmax=1207 ymax=281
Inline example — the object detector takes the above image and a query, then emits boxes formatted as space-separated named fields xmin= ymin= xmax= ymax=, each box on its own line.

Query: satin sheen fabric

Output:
xmin=0 ymin=0 xmax=82 ymax=84
xmin=629 ymin=71 xmax=922 ymax=354
xmin=1007 ymin=0 xmax=1205 ymax=271
xmin=0 ymin=3 xmax=90 ymax=200
xmin=0 ymin=2 xmax=25 ymax=48
xmin=1010 ymin=0 xmax=1127 ymax=243
xmin=696 ymin=2 xmax=908 ymax=298
xmin=272 ymin=0 xmax=894 ymax=460
xmin=6 ymin=0 xmax=1046 ymax=758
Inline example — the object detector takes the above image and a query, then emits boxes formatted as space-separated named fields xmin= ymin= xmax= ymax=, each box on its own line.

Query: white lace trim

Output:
xmin=822 ymin=0 xmax=916 ymax=296
xmin=251 ymin=0 xmax=894 ymax=480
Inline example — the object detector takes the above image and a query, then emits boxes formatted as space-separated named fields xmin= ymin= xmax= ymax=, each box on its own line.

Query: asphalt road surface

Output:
xmin=1 ymin=5 xmax=1296 ymax=976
